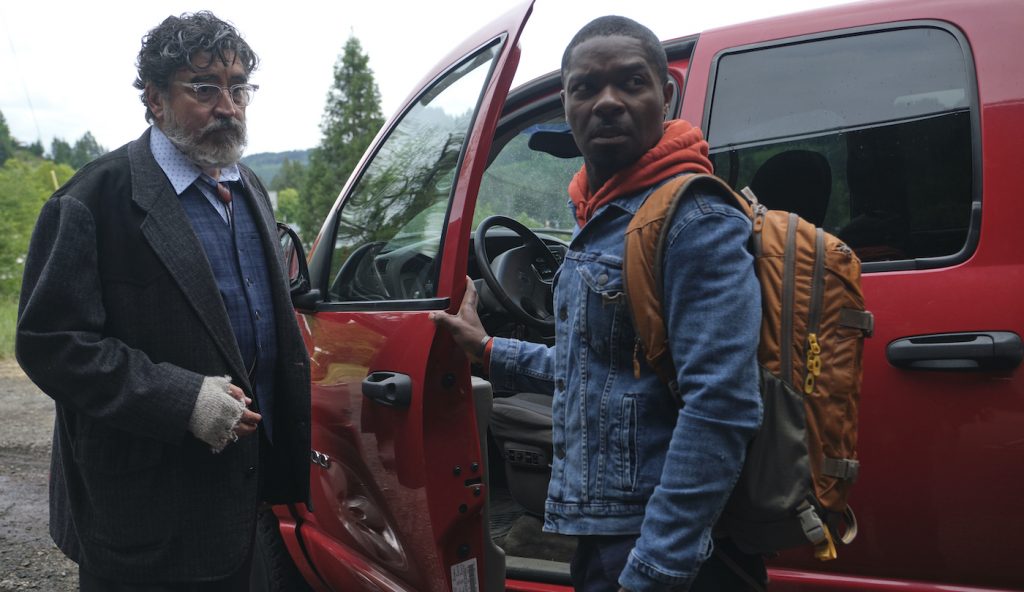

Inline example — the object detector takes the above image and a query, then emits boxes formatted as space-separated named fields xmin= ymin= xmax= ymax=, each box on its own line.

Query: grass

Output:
xmin=0 ymin=298 xmax=17 ymax=360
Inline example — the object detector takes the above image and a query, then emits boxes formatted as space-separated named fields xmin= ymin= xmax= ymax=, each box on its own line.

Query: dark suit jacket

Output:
xmin=15 ymin=128 xmax=310 ymax=582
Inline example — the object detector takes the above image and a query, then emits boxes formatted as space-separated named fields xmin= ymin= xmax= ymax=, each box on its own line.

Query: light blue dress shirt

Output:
xmin=149 ymin=126 xmax=241 ymax=225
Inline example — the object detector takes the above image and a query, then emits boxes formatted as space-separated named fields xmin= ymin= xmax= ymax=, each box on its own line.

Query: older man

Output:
xmin=433 ymin=16 xmax=765 ymax=592
xmin=16 ymin=12 xmax=309 ymax=591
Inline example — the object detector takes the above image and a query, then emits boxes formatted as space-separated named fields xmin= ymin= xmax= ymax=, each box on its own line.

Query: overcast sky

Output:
xmin=0 ymin=0 xmax=851 ymax=156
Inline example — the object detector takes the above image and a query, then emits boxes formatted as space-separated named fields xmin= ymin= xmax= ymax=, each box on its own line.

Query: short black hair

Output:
xmin=134 ymin=11 xmax=258 ymax=123
xmin=560 ymin=15 xmax=668 ymax=86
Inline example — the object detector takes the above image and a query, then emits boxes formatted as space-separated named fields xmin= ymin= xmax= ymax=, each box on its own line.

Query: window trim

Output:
xmin=701 ymin=20 xmax=982 ymax=274
xmin=317 ymin=297 xmax=451 ymax=313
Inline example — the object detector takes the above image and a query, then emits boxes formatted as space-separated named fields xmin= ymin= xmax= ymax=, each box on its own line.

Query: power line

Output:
xmin=0 ymin=5 xmax=44 ymax=145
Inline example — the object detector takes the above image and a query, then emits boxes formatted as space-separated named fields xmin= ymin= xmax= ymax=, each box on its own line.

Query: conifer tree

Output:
xmin=299 ymin=36 xmax=384 ymax=243
xmin=50 ymin=137 xmax=74 ymax=165
xmin=71 ymin=132 xmax=105 ymax=168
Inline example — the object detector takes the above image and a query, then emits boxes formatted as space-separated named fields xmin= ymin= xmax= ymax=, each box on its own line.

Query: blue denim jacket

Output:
xmin=489 ymin=180 xmax=762 ymax=591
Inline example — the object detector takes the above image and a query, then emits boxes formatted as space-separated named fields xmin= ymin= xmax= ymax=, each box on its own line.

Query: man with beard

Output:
xmin=15 ymin=12 xmax=310 ymax=591
xmin=433 ymin=16 xmax=764 ymax=592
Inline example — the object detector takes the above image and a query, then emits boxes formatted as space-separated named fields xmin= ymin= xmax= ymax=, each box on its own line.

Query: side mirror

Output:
xmin=277 ymin=223 xmax=319 ymax=309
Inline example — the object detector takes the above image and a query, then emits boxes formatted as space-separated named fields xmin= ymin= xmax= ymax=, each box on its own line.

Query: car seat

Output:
xmin=488 ymin=392 xmax=553 ymax=517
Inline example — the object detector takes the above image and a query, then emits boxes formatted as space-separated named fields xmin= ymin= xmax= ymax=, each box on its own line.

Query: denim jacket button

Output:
xmin=556 ymin=378 xmax=565 ymax=391
xmin=555 ymin=444 xmax=566 ymax=459
xmin=559 ymin=306 xmax=568 ymax=321
xmin=597 ymin=273 xmax=608 ymax=285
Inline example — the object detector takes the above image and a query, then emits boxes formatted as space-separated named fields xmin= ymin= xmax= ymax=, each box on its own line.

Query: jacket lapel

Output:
xmin=127 ymin=129 xmax=251 ymax=390
xmin=238 ymin=167 xmax=288 ymax=290
xmin=238 ymin=166 xmax=298 ymax=330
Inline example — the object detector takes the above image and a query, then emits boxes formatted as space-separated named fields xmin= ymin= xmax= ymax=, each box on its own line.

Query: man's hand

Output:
xmin=226 ymin=383 xmax=261 ymax=438
xmin=430 ymin=278 xmax=490 ymax=364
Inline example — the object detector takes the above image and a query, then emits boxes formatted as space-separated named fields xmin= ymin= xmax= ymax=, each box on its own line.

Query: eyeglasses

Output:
xmin=175 ymin=82 xmax=259 ymax=107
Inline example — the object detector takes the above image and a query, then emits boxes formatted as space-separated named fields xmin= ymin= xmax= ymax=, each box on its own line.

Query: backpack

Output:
xmin=622 ymin=173 xmax=873 ymax=561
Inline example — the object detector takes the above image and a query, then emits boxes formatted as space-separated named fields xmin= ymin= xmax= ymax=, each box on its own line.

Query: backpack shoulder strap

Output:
xmin=623 ymin=173 xmax=752 ymax=401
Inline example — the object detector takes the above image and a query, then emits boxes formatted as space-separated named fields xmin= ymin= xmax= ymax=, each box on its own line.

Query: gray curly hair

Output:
xmin=134 ymin=11 xmax=259 ymax=123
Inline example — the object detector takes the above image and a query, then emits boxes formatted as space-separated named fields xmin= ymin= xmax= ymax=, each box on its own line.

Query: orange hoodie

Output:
xmin=568 ymin=120 xmax=713 ymax=227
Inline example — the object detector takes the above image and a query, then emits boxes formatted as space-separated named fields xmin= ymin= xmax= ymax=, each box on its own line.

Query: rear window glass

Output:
xmin=707 ymin=27 xmax=974 ymax=266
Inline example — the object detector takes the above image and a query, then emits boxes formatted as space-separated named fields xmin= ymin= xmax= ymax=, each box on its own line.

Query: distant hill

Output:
xmin=242 ymin=149 xmax=311 ymax=187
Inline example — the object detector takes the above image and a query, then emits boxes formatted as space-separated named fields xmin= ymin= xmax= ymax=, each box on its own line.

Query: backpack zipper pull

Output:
xmin=815 ymin=527 xmax=839 ymax=561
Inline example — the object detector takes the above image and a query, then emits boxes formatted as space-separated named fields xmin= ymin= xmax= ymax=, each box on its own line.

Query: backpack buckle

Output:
xmin=797 ymin=502 xmax=839 ymax=561
xmin=797 ymin=502 xmax=827 ymax=545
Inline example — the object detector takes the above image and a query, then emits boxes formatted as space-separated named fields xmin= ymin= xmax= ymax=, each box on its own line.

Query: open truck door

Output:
xmin=265 ymin=3 xmax=534 ymax=591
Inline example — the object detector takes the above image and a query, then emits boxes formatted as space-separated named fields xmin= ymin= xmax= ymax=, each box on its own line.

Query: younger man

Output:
xmin=433 ymin=16 xmax=765 ymax=592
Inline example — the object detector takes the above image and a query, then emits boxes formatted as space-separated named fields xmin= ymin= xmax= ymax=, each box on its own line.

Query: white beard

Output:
xmin=161 ymin=106 xmax=248 ymax=169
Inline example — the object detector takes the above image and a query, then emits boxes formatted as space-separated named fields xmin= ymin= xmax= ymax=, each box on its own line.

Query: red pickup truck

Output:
xmin=256 ymin=0 xmax=1024 ymax=590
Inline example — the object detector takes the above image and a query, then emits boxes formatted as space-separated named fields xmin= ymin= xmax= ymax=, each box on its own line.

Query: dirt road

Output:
xmin=0 ymin=360 xmax=77 ymax=590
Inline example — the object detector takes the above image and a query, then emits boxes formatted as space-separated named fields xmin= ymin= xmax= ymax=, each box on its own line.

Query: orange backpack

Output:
xmin=623 ymin=173 xmax=873 ymax=560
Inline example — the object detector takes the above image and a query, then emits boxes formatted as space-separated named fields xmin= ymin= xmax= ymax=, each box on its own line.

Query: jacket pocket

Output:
xmin=74 ymin=421 xmax=164 ymax=475
xmin=577 ymin=256 xmax=625 ymax=295
xmin=577 ymin=257 xmax=627 ymax=358
xmin=74 ymin=423 xmax=171 ymax=552
xmin=617 ymin=393 xmax=640 ymax=493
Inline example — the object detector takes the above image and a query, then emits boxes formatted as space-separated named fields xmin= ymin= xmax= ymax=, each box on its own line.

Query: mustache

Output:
xmin=161 ymin=110 xmax=247 ymax=168
xmin=199 ymin=117 xmax=244 ymax=139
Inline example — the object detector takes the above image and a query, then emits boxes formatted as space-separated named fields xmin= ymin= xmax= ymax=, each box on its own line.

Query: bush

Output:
xmin=0 ymin=298 xmax=17 ymax=360
xmin=0 ymin=157 xmax=74 ymax=299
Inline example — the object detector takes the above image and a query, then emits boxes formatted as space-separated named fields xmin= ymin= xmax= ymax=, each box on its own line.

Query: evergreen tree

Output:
xmin=51 ymin=137 xmax=74 ymax=165
xmin=71 ymin=131 xmax=106 ymax=168
xmin=300 ymin=36 xmax=384 ymax=243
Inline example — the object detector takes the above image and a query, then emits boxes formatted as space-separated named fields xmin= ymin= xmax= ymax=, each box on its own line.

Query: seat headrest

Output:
xmin=527 ymin=127 xmax=581 ymax=159
xmin=750 ymin=149 xmax=831 ymax=226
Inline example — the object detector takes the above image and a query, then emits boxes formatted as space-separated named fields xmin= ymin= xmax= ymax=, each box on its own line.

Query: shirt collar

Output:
xmin=149 ymin=125 xmax=242 ymax=196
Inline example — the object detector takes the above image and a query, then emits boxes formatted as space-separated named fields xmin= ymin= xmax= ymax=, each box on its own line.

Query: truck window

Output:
xmin=325 ymin=42 xmax=501 ymax=303
xmin=477 ymin=114 xmax=580 ymax=235
xmin=706 ymin=27 xmax=975 ymax=266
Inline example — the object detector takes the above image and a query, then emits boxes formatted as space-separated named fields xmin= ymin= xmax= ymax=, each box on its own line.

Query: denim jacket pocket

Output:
xmin=617 ymin=393 xmax=640 ymax=492
xmin=577 ymin=256 xmax=625 ymax=297
xmin=576 ymin=257 xmax=627 ymax=358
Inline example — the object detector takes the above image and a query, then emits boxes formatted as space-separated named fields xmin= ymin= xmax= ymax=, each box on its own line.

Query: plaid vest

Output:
xmin=180 ymin=181 xmax=278 ymax=440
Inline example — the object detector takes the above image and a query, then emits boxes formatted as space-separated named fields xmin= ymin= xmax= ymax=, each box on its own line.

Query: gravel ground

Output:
xmin=0 ymin=360 xmax=77 ymax=591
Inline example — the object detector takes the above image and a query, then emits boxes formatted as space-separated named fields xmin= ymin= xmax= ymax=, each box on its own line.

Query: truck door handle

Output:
xmin=362 ymin=372 xmax=412 ymax=407
xmin=886 ymin=331 xmax=1022 ymax=371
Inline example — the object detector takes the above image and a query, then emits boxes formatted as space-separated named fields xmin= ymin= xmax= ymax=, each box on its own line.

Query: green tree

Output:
xmin=71 ymin=131 xmax=106 ymax=168
xmin=25 ymin=140 xmax=44 ymax=158
xmin=300 ymin=35 xmax=384 ymax=243
xmin=275 ymin=187 xmax=301 ymax=227
xmin=270 ymin=158 xmax=307 ymax=192
xmin=51 ymin=137 xmax=74 ymax=165
xmin=0 ymin=111 xmax=14 ymax=164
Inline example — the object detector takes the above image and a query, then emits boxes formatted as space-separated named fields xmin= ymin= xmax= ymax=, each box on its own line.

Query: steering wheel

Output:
xmin=474 ymin=215 xmax=559 ymax=331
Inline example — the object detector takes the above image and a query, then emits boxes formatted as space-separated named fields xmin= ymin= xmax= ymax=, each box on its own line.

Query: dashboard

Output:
xmin=329 ymin=227 xmax=568 ymax=310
